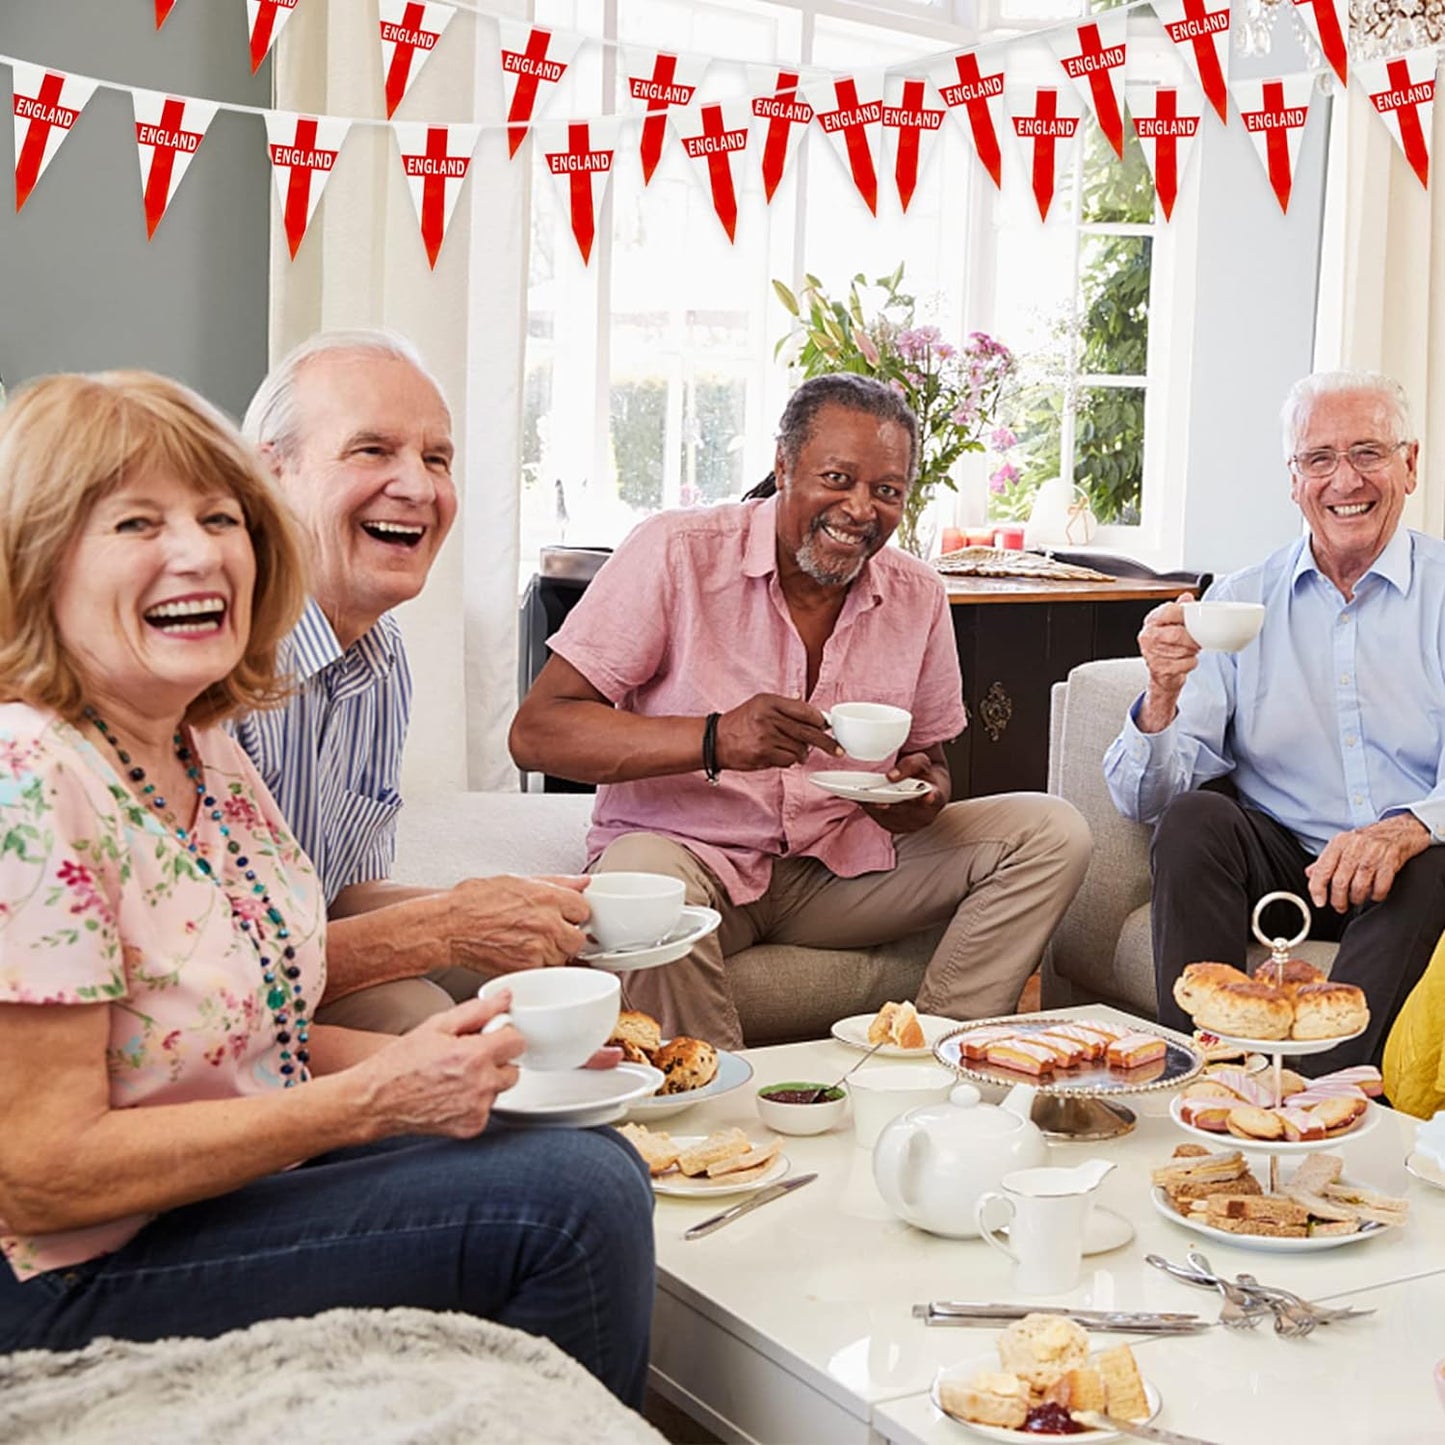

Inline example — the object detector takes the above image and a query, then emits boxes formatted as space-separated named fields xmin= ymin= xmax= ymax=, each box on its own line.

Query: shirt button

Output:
xmin=1346 ymin=735 xmax=1357 ymax=747
xmin=1340 ymin=613 xmax=1350 ymax=623
xmin=1339 ymin=674 xmax=1351 ymax=685
xmin=1353 ymin=793 xmax=1364 ymax=805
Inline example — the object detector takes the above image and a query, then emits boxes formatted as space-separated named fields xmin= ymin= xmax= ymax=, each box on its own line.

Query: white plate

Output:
xmin=1149 ymin=1185 xmax=1393 ymax=1252
xmin=650 ymin=1137 xmax=791 ymax=1198
xmin=493 ymin=1063 xmax=664 ymax=1128
xmin=1189 ymin=1023 xmax=1368 ymax=1057
xmin=577 ymin=905 xmax=721 ymax=972
xmin=625 ymin=1048 xmax=754 ymax=1121
xmin=811 ymin=770 xmax=934 ymax=804
xmin=1169 ymin=1094 xmax=1378 ymax=1152
xmin=1405 ymin=1150 xmax=1445 ymax=1191
xmin=931 ymin=1355 xmax=1161 ymax=1441
xmin=832 ymin=1011 xmax=959 ymax=1058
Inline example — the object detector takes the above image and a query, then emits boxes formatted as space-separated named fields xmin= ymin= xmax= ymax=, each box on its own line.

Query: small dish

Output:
xmin=810 ymin=770 xmax=933 ymax=804
xmin=1405 ymin=1149 xmax=1445 ymax=1192
xmin=756 ymin=1081 xmax=849 ymax=1135
xmin=575 ymin=904 xmax=721 ymax=972
xmin=831 ymin=1011 xmax=958 ymax=1057
xmin=625 ymin=1048 xmax=753 ymax=1122
xmin=492 ymin=1062 xmax=665 ymax=1128
xmin=651 ymin=1138 xmax=791 ymax=1198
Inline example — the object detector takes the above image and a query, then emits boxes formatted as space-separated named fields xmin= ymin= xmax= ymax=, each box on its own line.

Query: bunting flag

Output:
xmin=1355 ymin=48 xmax=1435 ymax=189
xmin=378 ymin=0 xmax=456 ymax=121
xmin=1150 ymin=0 xmax=1231 ymax=124
xmin=926 ymin=47 xmax=1006 ymax=188
xmin=1126 ymin=80 xmax=1204 ymax=220
xmin=538 ymin=117 xmax=619 ymax=264
xmin=1290 ymin=0 xmax=1348 ymax=88
xmin=1231 ymin=72 xmax=1313 ymax=213
xmin=155 ymin=0 xmax=178 ymax=29
xmin=131 ymin=89 xmax=218 ymax=238
xmin=1048 ymin=12 xmax=1129 ymax=159
xmin=248 ymin=0 xmax=302 ymax=74
xmin=1006 ymin=79 xmax=1085 ymax=222
xmin=746 ymin=66 xmax=814 ymax=203
xmin=264 ymin=111 xmax=351 ymax=258
xmin=882 ymin=73 xmax=946 ymax=212
xmin=805 ymin=72 xmax=884 ymax=215
xmin=498 ymin=21 xmax=583 ymax=159
xmin=393 ymin=121 xmax=480 ymax=267
xmin=671 ymin=99 xmax=751 ymax=241
xmin=12 ymin=63 xmax=97 ymax=214
xmin=623 ymin=49 xmax=709 ymax=185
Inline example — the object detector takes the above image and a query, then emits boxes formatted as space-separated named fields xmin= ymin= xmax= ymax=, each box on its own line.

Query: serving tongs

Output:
xmin=913 ymin=1302 xmax=1210 ymax=1334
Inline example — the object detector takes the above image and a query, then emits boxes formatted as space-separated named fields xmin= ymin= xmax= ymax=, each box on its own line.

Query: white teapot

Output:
xmin=871 ymin=1082 xmax=1049 ymax=1238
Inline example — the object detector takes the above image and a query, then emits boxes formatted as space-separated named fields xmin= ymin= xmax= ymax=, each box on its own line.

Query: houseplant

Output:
xmin=773 ymin=266 xmax=1016 ymax=556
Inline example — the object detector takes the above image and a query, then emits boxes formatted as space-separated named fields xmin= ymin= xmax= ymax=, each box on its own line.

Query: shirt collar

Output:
xmin=284 ymin=597 xmax=400 ymax=685
xmin=1291 ymin=527 xmax=1413 ymax=596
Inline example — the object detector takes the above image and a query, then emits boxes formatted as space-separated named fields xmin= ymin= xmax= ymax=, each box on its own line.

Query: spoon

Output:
xmin=801 ymin=1039 xmax=886 ymax=1103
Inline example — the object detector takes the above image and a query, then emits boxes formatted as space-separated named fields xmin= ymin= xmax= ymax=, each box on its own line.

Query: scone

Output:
xmin=996 ymin=1312 xmax=1090 ymax=1391
xmin=1191 ymin=980 xmax=1293 ymax=1040
xmin=1291 ymin=982 xmax=1369 ymax=1040
xmin=609 ymin=1009 xmax=662 ymax=1056
xmin=868 ymin=1000 xmax=926 ymax=1049
xmin=652 ymin=1037 xmax=719 ymax=1095
xmin=938 ymin=1371 xmax=1029 ymax=1430
xmin=1253 ymin=957 xmax=1326 ymax=995
xmin=1173 ymin=961 xmax=1250 ymax=1014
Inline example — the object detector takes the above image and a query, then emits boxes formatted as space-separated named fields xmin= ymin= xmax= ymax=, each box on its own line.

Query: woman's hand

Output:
xmin=354 ymin=991 xmax=526 ymax=1139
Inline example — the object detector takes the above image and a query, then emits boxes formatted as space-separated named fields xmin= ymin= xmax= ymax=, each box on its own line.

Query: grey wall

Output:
xmin=0 ymin=0 xmax=270 ymax=421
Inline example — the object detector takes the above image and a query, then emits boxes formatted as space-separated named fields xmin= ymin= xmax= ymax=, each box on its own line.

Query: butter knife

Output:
xmin=1073 ymin=1413 xmax=1223 ymax=1445
xmin=684 ymin=1172 xmax=817 ymax=1239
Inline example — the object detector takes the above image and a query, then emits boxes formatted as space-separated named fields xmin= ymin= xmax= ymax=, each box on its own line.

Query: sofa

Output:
xmin=393 ymin=791 xmax=942 ymax=1045
xmin=1041 ymin=657 xmax=1339 ymax=1016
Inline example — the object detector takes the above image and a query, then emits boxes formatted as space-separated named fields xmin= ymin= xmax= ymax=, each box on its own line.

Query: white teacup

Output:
xmin=975 ymin=1163 xmax=1112 ymax=1295
xmin=1181 ymin=600 xmax=1265 ymax=652
xmin=850 ymin=1063 xmax=955 ymax=1148
xmin=825 ymin=702 xmax=912 ymax=762
xmin=584 ymin=871 xmax=686 ymax=952
xmin=478 ymin=966 xmax=620 ymax=1071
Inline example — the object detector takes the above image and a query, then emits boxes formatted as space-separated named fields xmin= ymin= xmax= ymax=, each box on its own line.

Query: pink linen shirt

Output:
xmin=0 ymin=706 xmax=327 ymax=1281
xmin=549 ymin=497 xmax=967 ymax=904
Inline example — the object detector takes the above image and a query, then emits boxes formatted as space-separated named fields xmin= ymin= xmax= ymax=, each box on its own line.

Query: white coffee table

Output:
xmin=643 ymin=1006 xmax=1445 ymax=1444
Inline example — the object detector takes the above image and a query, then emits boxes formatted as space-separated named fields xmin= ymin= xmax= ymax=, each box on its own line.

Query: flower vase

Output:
xmin=896 ymin=488 xmax=941 ymax=558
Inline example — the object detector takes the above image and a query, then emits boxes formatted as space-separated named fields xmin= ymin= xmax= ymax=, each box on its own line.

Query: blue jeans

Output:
xmin=0 ymin=1125 xmax=656 ymax=1407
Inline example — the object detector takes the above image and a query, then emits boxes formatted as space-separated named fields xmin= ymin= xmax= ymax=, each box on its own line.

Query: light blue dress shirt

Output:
xmin=1104 ymin=528 xmax=1445 ymax=856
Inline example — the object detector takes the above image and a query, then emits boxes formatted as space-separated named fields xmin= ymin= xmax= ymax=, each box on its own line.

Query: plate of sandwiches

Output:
xmin=607 ymin=1009 xmax=754 ymax=1121
xmin=832 ymin=1000 xmax=959 ymax=1057
xmin=1150 ymin=1144 xmax=1408 ymax=1251
xmin=1170 ymin=1063 xmax=1382 ymax=1149
xmin=935 ymin=1015 xmax=1201 ymax=1096
xmin=931 ymin=1314 xmax=1160 ymax=1441
xmin=1173 ymin=959 xmax=1369 ymax=1055
xmin=615 ymin=1124 xmax=790 ymax=1197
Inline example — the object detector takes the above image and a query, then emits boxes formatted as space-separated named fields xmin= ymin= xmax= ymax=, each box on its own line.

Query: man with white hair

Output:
xmin=236 ymin=331 xmax=592 ymax=1032
xmin=1105 ymin=370 xmax=1445 ymax=1071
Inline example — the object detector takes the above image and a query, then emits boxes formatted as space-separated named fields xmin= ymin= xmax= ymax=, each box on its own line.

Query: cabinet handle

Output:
xmin=980 ymin=681 xmax=1014 ymax=742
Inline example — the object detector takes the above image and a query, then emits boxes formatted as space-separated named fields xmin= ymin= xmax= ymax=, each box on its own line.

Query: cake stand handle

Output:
xmin=1250 ymin=891 xmax=1311 ymax=960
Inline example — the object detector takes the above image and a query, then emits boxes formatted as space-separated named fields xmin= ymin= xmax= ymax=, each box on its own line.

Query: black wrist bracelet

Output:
xmin=702 ymin=711 xmax=722 ymax=785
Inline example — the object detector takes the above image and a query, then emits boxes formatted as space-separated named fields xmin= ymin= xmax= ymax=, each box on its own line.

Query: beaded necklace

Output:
xmin=83 ymin=707 xmax=311 ymax=1087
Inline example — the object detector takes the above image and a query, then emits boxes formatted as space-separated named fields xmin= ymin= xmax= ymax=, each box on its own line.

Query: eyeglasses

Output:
xmin=1288 ymin=440 xmax=1408 ymax=480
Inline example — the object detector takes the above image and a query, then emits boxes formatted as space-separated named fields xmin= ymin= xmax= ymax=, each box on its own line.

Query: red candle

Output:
xmin=965 ymin=527 xmax=995 ymax=548
xmin=993 ymin=525 xmax=1025 ymax=550
xmin=940 ymin=527 xmax=965 ymax=555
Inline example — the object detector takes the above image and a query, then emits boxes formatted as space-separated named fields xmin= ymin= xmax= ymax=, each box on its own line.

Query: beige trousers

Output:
xmin=313 ymin=966 xmax=488 ymax=1035
xmin=596 ymin=793 xmax=1091 ymax=1050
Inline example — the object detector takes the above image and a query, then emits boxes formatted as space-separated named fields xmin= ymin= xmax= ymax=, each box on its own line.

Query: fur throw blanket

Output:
xmin=0 ymin=1308 xmax=667 ymax=1445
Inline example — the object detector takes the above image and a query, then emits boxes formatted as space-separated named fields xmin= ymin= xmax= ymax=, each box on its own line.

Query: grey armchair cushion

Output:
xmin=1043 ymin=659 xmax=1337 ymax=1017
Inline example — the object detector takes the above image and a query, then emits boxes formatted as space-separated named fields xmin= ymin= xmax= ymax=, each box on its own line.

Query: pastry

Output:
xmin=609 ymin=1009 xmax=662 ymax=1056
xmin=1105 ymin=1032 xmax=1167 ymax=1069
xmin=868 ymin=1000 xmax=926 ymax=1050
xmin=1309 ymin=1095 xmax=1368 ymax=1133
xmin=1191 ymin=980 xmax=1293 ymax=1040
xmin=1277 ymin=1106 xmax=1327 ymax=1142
xmin=1291 ymin=981 xmax=1369 ymax=1040
xmin=1031 ymin=1031 xmax=1092 ymax=1066
xmin=1044 ymin=1366 xmax=1107 ymax=1413
xmin=1044 ymin=1024 xmax=1109 ymax=1061
xmin=1253 ymin=957 xmax=1326 ymax=994
xmin=1178 ymin=1098 xmax=1232 ymax=1131
xmin=651 ymin=1037 xmax=719 ymax=1095
xmin=1173 ymin=961 xmax=1250 ymax=1014
xmin=1225 ymin=1104 xmax=1286 ymax=1141
xmin=996 ymin=1312 xmax=1090 ymax=1390
xmin=1181 ymin=1079 xmax=1239 ymax=1102
xmin=938 ymin=1371 xmax=1029 ymax=1430
xmin=985 ymin=1038 xmax=1057 ymax=1075
xmin=956 ymin=1025 xmax=1018 ymax=1060
xmin=1201 ymin=1067 xmax=1275 ymax=1107
xmin=1095 ymin=1345 xmax=1150 ymax=1423
xmin=1314 ymin=1065 xmax=1383 ymax=1096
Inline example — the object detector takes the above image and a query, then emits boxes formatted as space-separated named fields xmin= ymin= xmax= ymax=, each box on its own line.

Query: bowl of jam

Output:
xmin=756 ymin=1081 xmax=849 ymax=1135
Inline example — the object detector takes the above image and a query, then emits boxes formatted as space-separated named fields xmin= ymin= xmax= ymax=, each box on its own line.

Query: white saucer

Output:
xmin=811 ymin=770 xmax=933 ymax=804
xmin=577 ymin=905 xmax=721 ymax=972
xmin=831 ymin=1011 xmax=958 ymax=1058
xmin=493 ymin=1063 xmax=664 ymax=1128
xmin=651 ymin=1139 xmax=791 ymax=1198
xmin=626 ymin=1049 xmax=754 ymax=1121
xmin=995 ymin=1205 xmax=1133 ymax=1255
xmin=1149 ymin=1185 xmax=1393 ymax=1252
xmin=1168 ymin=1094 xmax=1379 ymax=1152
xmin=1190 ymin=1023 xmax=1368 ymax=1057
xmin=1405 ymin=1149 xmax=1445 ymax=1191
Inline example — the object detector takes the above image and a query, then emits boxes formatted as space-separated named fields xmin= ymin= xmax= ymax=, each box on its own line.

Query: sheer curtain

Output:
xmin=1315 ymin=82 xmax=1445 ymax=536
xmin=270 ymin=0 xmax=528 ymax=798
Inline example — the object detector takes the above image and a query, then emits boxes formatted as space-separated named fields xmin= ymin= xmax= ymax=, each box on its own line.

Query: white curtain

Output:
xmin=1315 ymin=80 xmax=1445 ymax=537
xmin=271 ymin=0 xmax=527 ymax=799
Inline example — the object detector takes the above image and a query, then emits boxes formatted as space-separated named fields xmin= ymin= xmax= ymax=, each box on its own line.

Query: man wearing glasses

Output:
xmin=1104 ymin=371 xmax=1445 ymax=1070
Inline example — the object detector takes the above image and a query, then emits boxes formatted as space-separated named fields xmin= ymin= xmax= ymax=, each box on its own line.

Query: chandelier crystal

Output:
xmin=1236 ymin=0 xmax=1445 ymax=61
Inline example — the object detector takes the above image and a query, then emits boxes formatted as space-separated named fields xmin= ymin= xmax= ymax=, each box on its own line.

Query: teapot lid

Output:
xmin=900 ymin=1082 xmax=1033 ymax=1139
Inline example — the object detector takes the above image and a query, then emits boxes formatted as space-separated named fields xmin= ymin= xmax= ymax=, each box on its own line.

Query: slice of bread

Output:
xmin=705 ymin=1139 xmax=781 ymax=1178
xmin=676 ymin=1128 xmax=750 ymax=1176
xmin=1044 ymin=1366 xmax=1107 ymax=1413
xmin=615 ymin=1122 xmax=680 ymax=1176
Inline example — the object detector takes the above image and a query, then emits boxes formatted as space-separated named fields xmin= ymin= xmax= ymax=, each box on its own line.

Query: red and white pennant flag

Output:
xmin=882 ymin=73 xmax=946 ymax=212
xmin=1151 ymin=0 xmax=1231 ymax=124
xmin=155 ymin=0 xmax=178 ymax=29
xmin=379 ymin=1 xmax=456 ymax=120
xmin=499 ymin=21 xmax=584 ymax=159
xmin=1291 ymin=0 xmax=1349 ymax=88
xmin=745 ymin=66 xmax=815 ymax=204
xmin=1231 ymin=73 xmax=1313 ymax=213
xmin=1126 ymin=80 xmax=1204 ymax=220
xmin=1355 ymin=49 xmax=1435 ymax=190
xmin=248 ymin=0 xmax=302 ymax=74
xmin=805 ymin=72 xmax=884 ymax=216
xmin=1006 ymin=78 xmax=1086 ymax=222
xmin=538 ymin=117 xmax=620 ymax=265
xmin=394 ymin=122 xmax=480 ymax=268
xmin=670 ymin=99 xmax=751 ymax=242
xmin=264 ymin=111 xmax=351 ymax=259
xmin=12 ymin=63 xmax=97 ymax=214
xmin=131 ymin=89 xmax=218 ymax=238
xmin=926 ymin=47 xmax=1007 ymax=189
xmin=624 ymin=49 xmax=709 ymax=185
xmin=1048 ymin=12 xmax=1129 ymax=160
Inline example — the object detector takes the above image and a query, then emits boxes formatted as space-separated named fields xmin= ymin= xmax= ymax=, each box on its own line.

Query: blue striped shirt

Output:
xmin=231 ymin=599 xmax=411 ymax=907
